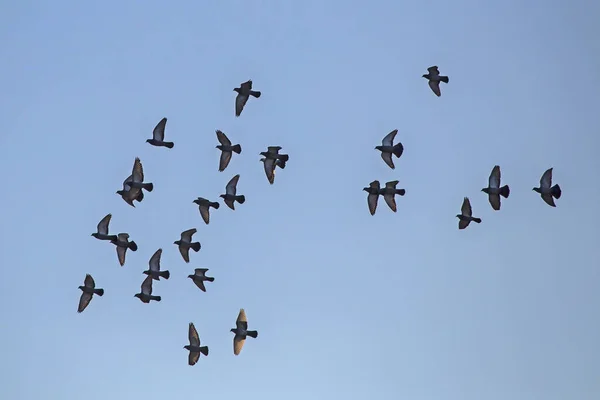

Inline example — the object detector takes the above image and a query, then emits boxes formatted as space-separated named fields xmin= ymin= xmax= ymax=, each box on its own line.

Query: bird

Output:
xmin=260 ymin=157 xmax=286 ymax=184
xmin=481 ymin=165 xmax=510 ymax=211
xmin=220 ymin=174 xmax=245 ymax=210
xmin=456 ymin=197 xmax=482 ymax=229
xmin=193 ymin=197 xmax=220 ymax=225
xmin=146 ymin=117 xmax=174 ymax=148
xmin=234 ymin=79 xmax=261 ymax=117
xmin=380 ymin=180 xmax=406 ymax=212
xmin=375 ymin=129 xmax=404 ymax=169
xmin=422 ymin=66 xmax=449 ymax=97
xmin=78 ymin=274 xmax=104 ymax=313
xmin=362 ymin=180 xmax=381 ymax=216
xmin=184 ymin=322 xmax=209 ymax=366
xmin=143 ymin=248 xmax=170 ymax=280
xmin=231 ymin=308 xmax=258 ymax=356
xmin=260 ymin=146 xmax=289 ymax=163
xmin=187 ymin=268 xmax=215 ymax=292
xmin=533 ymin=168 xmax=562 ymax=207
xmin=134 ymin=275 xmax=161 ymax=303
xmin=216 ymin=130 xmax=242 ymax=172
xmin=116 ymin=174 xmax=144 ymax=207
xmin=174 ymin=228 xmax=201 ymax=263
xmin=91 ymin=214 xmax=118 ymax=241
xmin=110 ymin=233 xmax=138 ymax=266
xmin=127 ymin=157 xmax=154 ymax=193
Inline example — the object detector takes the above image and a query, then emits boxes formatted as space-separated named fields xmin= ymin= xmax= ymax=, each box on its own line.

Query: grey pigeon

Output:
xmin=234 ymin=79 xmax=261 ymax=117
xmin=127 ymin=157 xmax=154 ymax=193
xmin=362 ymin=180 xmax=381 ymax=216
xmin=146 ymin=117 xmax=174 ymax=148
xmin=260 ymin=157 xmax=286 ymax=185
xmin=174 ymin=228 xmax=201 ymax=263
xmin=481 ymin=165 xmax=510 ymax=211
xmin=380 ymin=180 xmax=406 ymax=212
xmin=375 ymin=129 xmax=404 ymax=169
xmin=533 ymin=168 xmax=562 ymax=207
xmin=216 ymin=130 xmax=242 ymax=172
xmin=134 ymin=275 xmax=161 ymax=303
xmin=110 ymin=233 xmax=138 ymax=266
xmin=91 ymin=214 xmax=118 ymax=241
xmin=456 ymin=197 xmax=482 ymax=229
xmin=184 ymin=322 xmax=209 ymax=366
xmin=231 ymin=308 xmax=258 ymax=356
xmin=188 ymin=268 xmax=214 ymax=292
xmin=78 ymin=274 xmax=104 ymax=313
xmin=116 ymin=174 xmax=144 ymax=207
xmin=422 ymin=66 xmax=449 ymax=97
xmin=193 ymin=197 xmax=220 ymax=225
xmin=143 ymin=248 xmax=170 ymax=280
xmin=220 ymin=174 xmax=245 ymax=210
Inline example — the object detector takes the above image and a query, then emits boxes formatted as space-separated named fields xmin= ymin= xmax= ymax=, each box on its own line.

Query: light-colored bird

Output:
xmin=174 ymin=229 xmax=201 ymax=263
xmin=184 ymin=322 xmax=209 ymax=366
xmin=362 ymin=180 xmax=381 ymax=215
xmin=533 ymin=168 xmax=562 ymax=207
xmin=134 ymin=275 xmax=161 ymax=303
xmin=188 ymin=268 xmax=214 ymax=292
xmin=193 ymin=197 xmax=220 ymax=224
xmin=91 ymin=214 xmax=118 ymax=241
xmin=375 ymin=129 xmax=404 ymax=169
xmin=456 ymin=197 xmax=482 ymax=229
xmin=380 ymin=180 xmax=406 ymax=212
xmin=216 ymin=130 xmax=242 ymax=172
xmin=146 ymin=117 xmax=174 ymax=148
xmin=110 ymin=233 xmax=138 ymax=266
xmin=481 ymin=165 xmax=510 ymax=210
xmin=234 ymin=79 xmax=261 ymax=117
xmin=230 ymin=308 xmax=258 ymax=356
xmin=78 ymin=274 xmax=104 ymax=313
xmin=220 ymin=174 xmax=245 ymax=210
xmin=143 ymin=249 xmax=170 ymax=280
xmin=422 ymin=66 xmax=449 ymax=97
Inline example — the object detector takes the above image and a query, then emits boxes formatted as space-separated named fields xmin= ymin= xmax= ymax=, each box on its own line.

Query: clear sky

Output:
xmin=1 ymin=1 xmax=599 ymax=399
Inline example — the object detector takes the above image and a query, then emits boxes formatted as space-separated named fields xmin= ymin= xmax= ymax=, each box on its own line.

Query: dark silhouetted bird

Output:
xmin=128 ymin=157 xmax=154 ymax=193
xmin=135 ymin=275 xmax=161 ymax=303
xmin=110 ymin=233 xmax=138 ymax=266
xmin=146 ymin=117 xmax=174 ymax=148
xmin=193 ymin=197 xmax=220 ymax=225
xmin=533 ymin=168 xmax=562 ymax=207
xmin=216 ymin=130 xmax=242 ymax=172
xmin=231 ymin=308 xmax=258 ymax=356
xmin=188 ymin=268 xmax=214 ymax=292
xmin=375 ymin=129 xmax=404 ymax=169
xmin=422 ymin=66 xmax=449 ymax=97
xmin=117 ymin=174 xmax=144 ymax=207
xmin=482 ymin=165 xmax=510 ymax=211
xmin=143 ymin=249 xmax=170 ymax=280
xmin=184 ymin=322 xmax=209 ymax=366
xmin=380 ymin=180 xmax=406 ymax=212
xmin=234 ymin=79 xmax=261 ymax=117
xmin=363 ymin=180 xmax=381 ymax=216
xmin=174 ymin=228 xmax=201 ymax=263
xmin=456 ymin=197 xmax=481 ymax=229
xmin=91 ymin=214 xmax=118 ymax=241
xmin=78 ymin=274 xmax=104 ymax=313
xmin=220 ymin=174 xmax=245 ymax=210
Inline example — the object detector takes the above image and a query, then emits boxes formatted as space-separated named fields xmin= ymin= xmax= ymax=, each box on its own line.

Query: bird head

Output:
xmin=134 ymin=293 xmax=141 ymax=299
xmin=233 ymin=87 xmax=240 ymax=93
xmin=481 ymin=188 xmax=489 ymax=194
xmin=455 ymin=214 xmax=462 ymax=219
xmin=219 ymin=194 xmax=226 ymax=199
xmin=145 ymin=139 xmax=152 ymax=143
xmin=174 ymin=240 xmax=180 ymax=245
xmin=193 ymin=199 xmax=200 ymax=205
xmin=422 ymin=74 xmax=428 ymax=78
xmin=230 ymin=328 xmax=236 ymax=333
xmin=259 ymin=152 xmax=267 ymax=157
xmin=187 ymin=274 xmax=194 ymax=279
xmin=184 ymin=345 xmax=190 ymax=350
xmin=78 ymin=285 xmax=84 ymax=291
xmin=374 ymin=146 xmax=382 ymax=151
xmin=362 ymin=187 xmax=369 ymax=192
xmin=91 ymin=233 xmax=97 ymax=238
xmin=532 ymin=187 xmax=540 ymax=193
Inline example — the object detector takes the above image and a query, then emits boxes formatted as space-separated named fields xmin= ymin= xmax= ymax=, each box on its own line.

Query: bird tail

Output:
xmin=250 ymin=90 xmax=261 ymax=98
xmin=246 ymin=330 xmax=258 ymax=338
xmin=205 ymin=277 xmax=215 ymax=282
xmin=500 ymin=185 xmax=510 ymax=198
xmin=392 ymin=143 xmax=404 ymax=158
xmin=199 ymin=346 xmax=209 ymax=356
xmin=232 ymin=144 xmax=242 ymax=154
xmin=94 ymin=288 xmax=105 ymax=296
xmin=279 ymin=154 xmax=290 ymax=162
xmin=143 ymin=183 xmax=154 ymax=192
xmin=551 ymin=184 xmax=561 ymax=199
xmin=472 ymin=217 xmax=482 ymax=223
xmin=151 ymin=296 xmax=162 ymax=302
xmin=439 ymin=76 xmax=449 ymax=83
xmin=164 ymin=142 xmax=174 ymax=149
xmin=160 ymin=270 xmax=170 ymax=280
xmin=236 ymin=195 xmax=246 ymax=204
xmin=191 ymin=242 xmax=201 ymax=252
xmin=210 ymin=201 xmax=220 ymax=209
xmin=128 ymin=241 xmax=138 ymax=251
xmin=395 ymin=189 xmax=406 ymax=196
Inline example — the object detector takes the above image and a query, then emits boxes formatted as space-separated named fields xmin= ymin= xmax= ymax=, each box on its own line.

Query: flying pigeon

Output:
xmin=380 ymin=180 xmax=406 ymax=212
xmin=174 ymin=228 xmax=201 ymax=263
xmin=184 ymin=322 xmax=209 ymax=366
xmin=188 ymin=268 xmax=214 ymax=292
xmin=110 ymin=233 xmax=138 ymax=266
xmin=220 ymin=174 xmax=245 ymax=210
xmin=362 ymin=180 xmax=381 ymax=216
xmin=146 ymin=117 xmax=174 ymax=149
xmin=127 ymin=157 xmax=154 ymax=193
xmin=456 ymin=197 xmax=482 ymax=229
xmin=230 ymin=308 xmax=258 ymax=356
xmin=422 ymin=66 xmax=449 ymax=97
xmin=134 ymin=275 xmax=161 ymax=303
xmin=260 ymin=157 xmax=286 ymax=184
xmin=78 ymin=274 xmax=104 ymax=313
xmin=216 ymin=130 xmax=242 ymax=172
xmin=533 ymin=168 xmax=562 ymax=207
xmin=91 ymin=214 xmax=118 ymax=241
xmin=143 ymin=248 xmax=170 ymax=280
xmin=116 ymin=174 xmax=144 ymax=207
xmin=234 ymin=79 xmax=261 ymax=117
xmin=375 ymin=129 xmax=404 ymax=169
xmin=260 ymin=146 xmax=289 ymax=163
xmin=481 ymin=165 xmax=510 ymax=211
xmin=193 ymin=197 xmax=220 ymax=225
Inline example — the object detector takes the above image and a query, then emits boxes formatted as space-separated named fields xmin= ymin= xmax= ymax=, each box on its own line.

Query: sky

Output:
xmin=1 ymin=1 xmax=599 ymax=399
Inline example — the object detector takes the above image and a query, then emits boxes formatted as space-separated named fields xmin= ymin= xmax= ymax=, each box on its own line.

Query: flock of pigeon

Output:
xmin=77 ymin=68 xmax=563 ymax=366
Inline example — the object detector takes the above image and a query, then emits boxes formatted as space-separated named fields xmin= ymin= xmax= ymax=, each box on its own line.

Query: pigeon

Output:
xmin=481 ymin=165 xmax=510 ymax=211
xmin=231 ymin=308 xmax=258 ymax=356
xmin=78 ymin=274 xmax=104 ymax=313
xmin=362 ymin=180 xmax=381 ymax=216
xmin=260 ymin=157 xmax=286 ymax=184
xmin=110 ymin=233 xmax=138 ymax=266
xmin=422 ymin=66 xmax=449 ymax=97
xmin=375 ymin=130 xmax=404 ymax=169
xmin=134 ymin=275 xmax=161 ymax=303
xmin=146 ymin=117 xmax=174 ymax=148
xmin=456 ymin=197 xmax=482 ymax=229
xmin=184 ymin=322 xmax=209 ymax=366
xmin=234 ymin=79 xmax=261 ymax=117
xmin=174 ymin=229 xmax=201 ymax=263
xmin=220 ymin=174 xmax=245 ymax=210
xmin=91 ymin=214 xmax=118 ymax=241
xmin=188 ymin=268 xmax=215 ymax=292
xmin=116 ymin=174 xmax=144 ymax=207
xmin=216 ymin=130 xmax=242 ymax=172
xmin=143 ymin=249 xmax=170 ymax=280
xmin=127 ymin=157 xmax=154 ymax=193
xmin=193 ymin=197 xmax=220 ymax=225
xmin=260 ymin=146 xmax=289 ymax=163
xmin=380 ymin=180 xmax=406 ymax=212
xmin=533 ymin=168 xmax=562 ymax=207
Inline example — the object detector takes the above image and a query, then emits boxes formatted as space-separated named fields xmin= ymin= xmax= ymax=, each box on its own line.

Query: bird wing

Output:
xmin=541 ymin=194 xmax=556 ymax=207
xmin=385 ymin=180 xmax=399 ymax=189
xmin=219 ymin=149 xmax=232 ymax=172
xmin=84 ymin=274 xmax=95 ymax=289
xmin=153 ymin=118 xmax=167 ymax=141
xmin=428 ymin=80 xmax=441 ymax=96
xmin=180 ymin=228 xmax=196 ymax=242
xmin=116 ymin=246 xmax=127 ymax=266
xmin=488 ymin=194 xmax=501 ymax=211
xmin=188 ymin=351 xmax=200 ymax=366
xmin=233 ymin=335 xmax=246 ymax=355
xmin=461 ymin=197 xmax=472 ymax=217
xmin=263 ymin=158 xmax=276 ymax=184
xmin=192 ymin=278 xmax=207 ymax=292
xmin=198 ymin=204 xmax=210 ymax=224
xmin=236 ymin=308 xmax=248 ymax=330
xmin=132 ymin=157 xmax=144 ymax=182
xmin=489 ymin=165 xmax=501 ymax=188
xmin=427 ymin=66 xmax=440 ymax=76
xmin=78 ymin=292 xmax=93 ymax=313
xmin=148 ymin=249 xmax=162 ymax=271
xmin=380 ymin=152 xmax=395 ymax=169
xmin=179 ymin=245 xmax=191 ymax=263
xmin=369 ymin=180 xmax=380 ymax=190
xmin=383 ymin=193 xmax=397 ymax=212
xmin=540 ymin=168 xmax=553 ymax=189
xmin=381 ymin=129 xmax=397 ymax=146
xmin=196 ymin=268 xmax=209 ymax=276
xmin=224 ymin=198 xmax=235 ymax=210
xmin=226 ymin=174 xmax=240 ymax=195
xmin=367 ymin=193 xmax=379 ymax=215
xmin=458 ymin=218 xmax=469 ymax=230
xmin=122 ymin=175 xmax=134 ymax=191
xmin=117 ymin=233 xmax=129 ymax=241
xmin=97 ymin=214 xmax=112 ymax=235
xmin=240 ymin=80 xmax=252 ymax=91
xmin=267 ymin=146 xmax=282 ymax=155
xmin=216 ymin=130 xmax=232 ymax=146
xmin=188 ymin=322 xmax=200 ymax=346
xmin=235 ymin=93 xmax=249 ymax=117
xmin=141 ymin=275 xmax=153 ymax=295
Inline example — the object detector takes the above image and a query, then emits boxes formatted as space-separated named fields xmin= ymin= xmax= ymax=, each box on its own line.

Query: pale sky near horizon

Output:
xmin=1 ymin=1 xmax=600 ymax=399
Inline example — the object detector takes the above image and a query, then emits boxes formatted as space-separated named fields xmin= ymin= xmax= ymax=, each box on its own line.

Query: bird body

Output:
xmin=533 ymin=168 xmax=562 ymax=207
xmin=174 ymin=228 xmax=201 ymax=262
xmin=146 ymin=117 xmax=174 ymax=148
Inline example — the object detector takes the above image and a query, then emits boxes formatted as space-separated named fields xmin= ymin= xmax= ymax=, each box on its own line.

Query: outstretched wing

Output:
xmin=427 ymin=66 xmax=440 ymax=76
xmin=84 ymin=274 xmax=95 ymax=289
xmin=141 ymin=275 xmax=153 ymax=295
xmin=188 ymin=322 xmax=200 ymax=347
xmin=132 ymin=157 xmax=144 ymax=183
xmin=381 ymin=129 xmax=397 ymax=146
xmin=153 ymin=118 xmax=167 ymax=141
xmin=148 ymin=249 xmax=162 ymax=272
xmin=235 ymin=93 xmax=249 ymax=117
xmin=216 ymin=130 xmax=231 ymax=146
xmin=428 ymin=80 xmax=441 ymax=97
xmin=78 ymin=292 xmax=93 ymax=313
xmin=489 ymin=165 xmax=501 ymax=189
xmin=540 ymin=168 xmax=553 ymax=189
xmin=226 ymin=174 xmax=240 ymax=195
xmin=181 ymin=228 xmax=196 ymax=242
xmin=236 ymin=308 xmax=248 ymax=330
xmin=262 ymin=158 xmax=276 ymax=184
xmin=219 ymin=149 xmax=232 ymax=172
xmin=461 ymin=197 xmax=472 ymax=217
xmin=97 ymin=214 xmax=112 ymax=235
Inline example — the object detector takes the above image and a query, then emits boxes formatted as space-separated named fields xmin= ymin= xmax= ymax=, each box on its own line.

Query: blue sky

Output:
xmin=1 ymin=1 xmax=599 ymax=399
